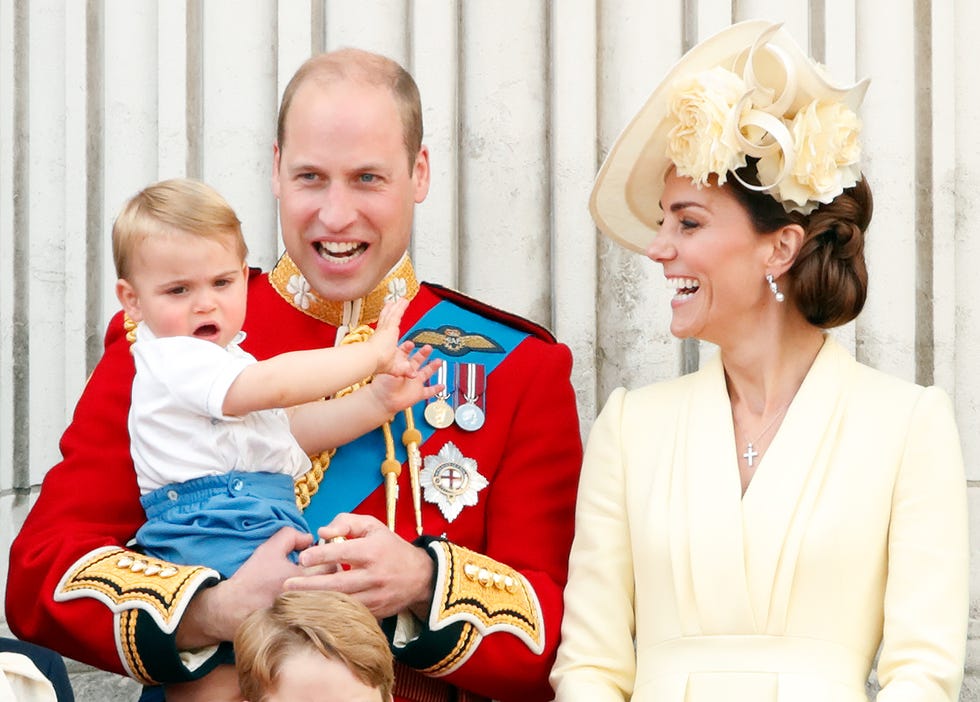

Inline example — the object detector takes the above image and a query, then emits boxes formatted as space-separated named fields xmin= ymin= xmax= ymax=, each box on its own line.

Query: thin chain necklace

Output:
xmin=737 ymin=403 xmax=789 ymax=468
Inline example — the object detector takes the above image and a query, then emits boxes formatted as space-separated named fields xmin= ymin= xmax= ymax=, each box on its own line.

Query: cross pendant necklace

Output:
xmin=739 ymin=404 xmax=790 ymax=468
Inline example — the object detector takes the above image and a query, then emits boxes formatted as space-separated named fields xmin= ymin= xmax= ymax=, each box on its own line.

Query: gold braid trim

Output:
xmin=427 ymin=541 xmax=545 ymax=655
xmin=420 ymin=621 xmax=482 ymax=677
xmin=295 ymin=447 xmax=334 ymax=510
xmin=294 ymin=324 xmax=375 ymax=510
xmin=119 ymin=608 xmax=156 ymax=685
xmin=269 ymin=253 xmax=419 ymax=327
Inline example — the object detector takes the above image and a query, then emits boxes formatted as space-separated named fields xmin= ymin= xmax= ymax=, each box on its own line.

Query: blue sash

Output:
xmin=302 ymin=299 xmax=530 ymax=532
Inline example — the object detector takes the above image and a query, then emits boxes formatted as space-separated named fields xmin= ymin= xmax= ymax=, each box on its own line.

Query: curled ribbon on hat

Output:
xmin=666 ymin=23 xmax=863 ymax=214
xmin=729 ymin=27 xmax=797 ymax=194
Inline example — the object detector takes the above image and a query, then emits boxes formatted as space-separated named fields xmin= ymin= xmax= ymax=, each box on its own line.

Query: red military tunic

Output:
xmin=6 ymin=256 xmax=582 ymax=702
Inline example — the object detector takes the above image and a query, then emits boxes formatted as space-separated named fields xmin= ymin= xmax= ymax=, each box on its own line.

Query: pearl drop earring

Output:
xmin=766 ymin=273 xmax=785 ymax=303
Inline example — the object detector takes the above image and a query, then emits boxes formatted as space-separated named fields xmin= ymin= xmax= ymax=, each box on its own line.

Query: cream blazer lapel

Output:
xmin=741 ymin=336 xmax=854 ymax=631
xmin=675 ymin=337 xmax=856 ymax=635
xmin=676 ymin=352 xmax=755 ymax=634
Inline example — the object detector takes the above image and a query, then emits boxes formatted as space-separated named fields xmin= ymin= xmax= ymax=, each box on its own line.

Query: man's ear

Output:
xmin=412 ymin=144 xmax=431 ymax=204
xmin=271 ymin=141 xmax=282 ymax=199
xmin=766 ymin=223 xmax=806 ymax=277
xmin=115 ymin=278 xmax=143 ymax=322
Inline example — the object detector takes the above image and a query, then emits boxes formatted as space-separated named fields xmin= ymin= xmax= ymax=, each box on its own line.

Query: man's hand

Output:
xmin=287 ymin=513 xmax=435 ymax=621
xmin=175 ymin=527 xmax=314 ymax=648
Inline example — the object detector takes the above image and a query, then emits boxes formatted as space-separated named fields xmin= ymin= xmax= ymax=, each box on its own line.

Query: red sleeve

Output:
xmin=5 ymin=312 xmax=224 ymax=684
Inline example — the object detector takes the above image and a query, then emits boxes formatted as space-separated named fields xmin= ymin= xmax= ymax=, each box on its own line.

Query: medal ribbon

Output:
xmin=302 ymin=299 xmax=530 ymax=532
xmin=459 ymin=363 xmax=485 ymax=403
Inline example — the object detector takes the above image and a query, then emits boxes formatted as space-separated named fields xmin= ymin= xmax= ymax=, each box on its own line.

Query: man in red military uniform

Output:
xmin=6 ymin=48 xmax=582 ymax=702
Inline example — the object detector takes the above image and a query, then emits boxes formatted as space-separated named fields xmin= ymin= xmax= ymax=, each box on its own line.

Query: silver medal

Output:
xmin=454 ymin=363 xmax=486 ymax=432
xmin=454 ymin=401 xmax=485 ymax=431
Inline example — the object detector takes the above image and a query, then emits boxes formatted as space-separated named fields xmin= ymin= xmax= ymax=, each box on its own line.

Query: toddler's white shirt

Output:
xmin=129 ymin=323 xmax=312 ymax=494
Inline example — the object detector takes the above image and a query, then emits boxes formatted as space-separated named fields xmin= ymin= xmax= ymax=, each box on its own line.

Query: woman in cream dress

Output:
xmin=550 ymin=21 xmax=968 ymax=702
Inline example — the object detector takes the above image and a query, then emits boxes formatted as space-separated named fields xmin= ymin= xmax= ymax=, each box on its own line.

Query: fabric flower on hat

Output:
xmin=758 ymin=98 xmax=862 ymax=214
xmin=666 ymin=67 xmax=750 ymax=187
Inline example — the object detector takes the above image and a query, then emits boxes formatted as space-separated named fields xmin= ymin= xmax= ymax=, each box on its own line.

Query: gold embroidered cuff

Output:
xmin=118 ymin=608 xmax=155 ymax=685
xmin=54 ymin=546 xmax=220 ymax=635
xmin=419 ymin=622 xmax=481 ymax=678
xmin=426 ymin=541 xmax=545 ymax=656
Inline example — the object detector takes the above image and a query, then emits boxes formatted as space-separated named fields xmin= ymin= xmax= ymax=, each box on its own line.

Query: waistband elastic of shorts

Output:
xmin=139 ymin=470 xmax=294 ymax=518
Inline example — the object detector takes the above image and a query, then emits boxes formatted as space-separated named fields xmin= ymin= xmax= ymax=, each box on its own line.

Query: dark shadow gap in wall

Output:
xmin=680 ymin=0 xmax=699 ymax=375
xmin=683 ymin=0 xmax=697 ymax=53
xmin=13 ymin=0 xmax=30 ymax=493
xmin=312 ymin=0 xmax=326 ymax=55
xmin=85 ymin=0 xmax=104 ymax=376
xmin=455 ymin=4 xmax=466 ymax=292
xmin=913 ymin=0 xmax=934 ymax=387
xmin=186 ymin=0 xmax=203 ymax=180
xmin=544 ymin=0 xmax=555 ymax=331
xmin=809 ymin=0 xmax=826 ymax=64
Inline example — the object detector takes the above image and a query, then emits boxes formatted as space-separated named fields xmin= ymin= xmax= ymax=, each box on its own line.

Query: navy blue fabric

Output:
xmin=0 ymin=638 xmax=75 ymax=701
xmin=138 ymin=685 xmax=164 ymax=702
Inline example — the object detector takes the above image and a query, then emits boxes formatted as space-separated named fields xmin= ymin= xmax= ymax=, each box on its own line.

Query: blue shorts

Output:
xmin=136 ymin=471 xmax=310 ymax=578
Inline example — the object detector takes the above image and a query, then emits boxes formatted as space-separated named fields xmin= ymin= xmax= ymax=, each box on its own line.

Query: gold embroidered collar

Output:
xmin=269 ymin=253 xmax=420 ymax=327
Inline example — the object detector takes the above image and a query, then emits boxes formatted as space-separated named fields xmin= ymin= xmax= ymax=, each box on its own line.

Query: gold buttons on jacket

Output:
xmin=115 ymin=555 xmax=179 ymax=578
xmin=463 ymin=562 xmax=517 ymax=593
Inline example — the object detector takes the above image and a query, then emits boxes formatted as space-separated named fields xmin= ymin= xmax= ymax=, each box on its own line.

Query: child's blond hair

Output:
xmin=112 ymin=178 xmax=246 ymax=280
xmin=235 ymin=591 xmax=394 ymax=701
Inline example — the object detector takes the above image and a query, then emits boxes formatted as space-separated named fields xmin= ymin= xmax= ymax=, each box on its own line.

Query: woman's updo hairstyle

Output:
xmin=727 ymin=158 xmax=873 ymax=329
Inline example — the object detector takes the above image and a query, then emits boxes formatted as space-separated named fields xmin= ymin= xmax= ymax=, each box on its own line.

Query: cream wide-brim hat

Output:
xmin=590 ymin=20 xmax=870 ymax=253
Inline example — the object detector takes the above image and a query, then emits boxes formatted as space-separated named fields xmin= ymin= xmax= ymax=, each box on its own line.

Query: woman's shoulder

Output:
xmin=600 ymin=367 xmax=709 ymax=420
xmin=627 ymin=369 xmax=705 ymax=399
xmin=832 ymin=344 xmax=954 ymax=425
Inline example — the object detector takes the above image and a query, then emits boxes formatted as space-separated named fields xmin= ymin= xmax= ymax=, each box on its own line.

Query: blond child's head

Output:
xmin=235 ymin=591 xmax=394 ymax=702
xmin=112 ymin=178 xmax=250 ymax=346
xmin=112 ymin=178 xmax=246 ymax=280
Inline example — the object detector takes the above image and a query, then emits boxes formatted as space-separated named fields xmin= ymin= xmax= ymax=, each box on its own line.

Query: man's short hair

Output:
xmin=276 ymin=47 xmax=423 ymax=169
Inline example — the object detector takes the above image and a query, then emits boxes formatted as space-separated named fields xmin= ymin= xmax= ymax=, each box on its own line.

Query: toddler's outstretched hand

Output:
xmin=371 ymin=298 xmax=416 ymax=377
xmin=370 ymin=344 xmax=443 ymax=416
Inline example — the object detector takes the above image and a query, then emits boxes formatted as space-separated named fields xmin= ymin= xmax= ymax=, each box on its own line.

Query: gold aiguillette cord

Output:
xmin=379 ymin=408 xmax=423 ymax=533
xmin=379 ymin=422 xmax=400 ymax=530
xmin=402 ymin=410 xmax=423 ymax=535
xmin=291 ymin=322 xmax=423 ymax=534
